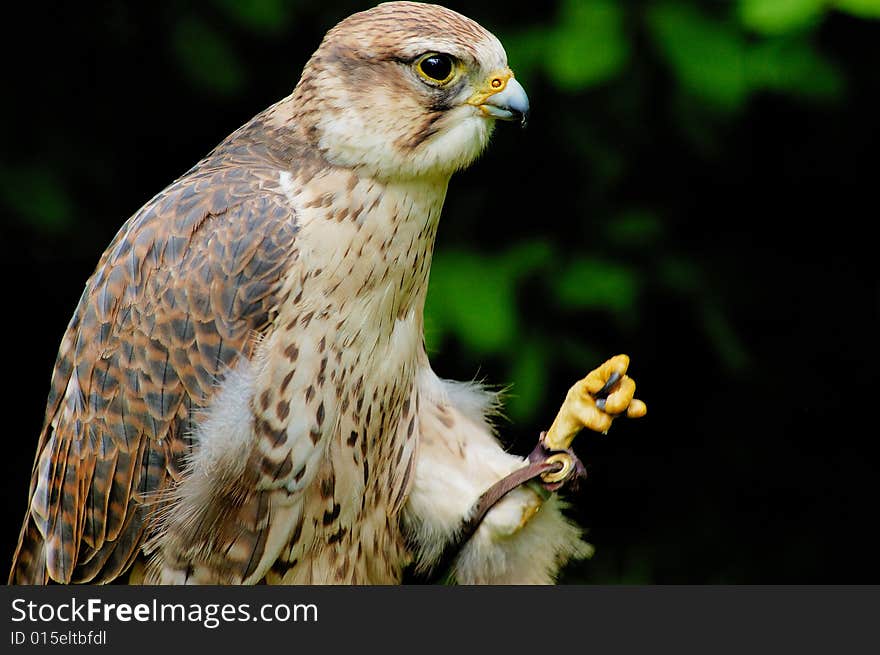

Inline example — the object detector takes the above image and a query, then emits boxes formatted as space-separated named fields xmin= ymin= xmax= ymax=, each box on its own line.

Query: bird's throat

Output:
xmin=276 ymin=167 xmax=447 ymax=342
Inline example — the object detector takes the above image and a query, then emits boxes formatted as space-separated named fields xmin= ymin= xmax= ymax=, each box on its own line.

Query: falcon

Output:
xmin=10 ymin=1 xmax=644 ymax=585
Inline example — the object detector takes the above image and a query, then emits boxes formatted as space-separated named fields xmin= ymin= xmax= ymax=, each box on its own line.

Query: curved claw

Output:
xmin=543 ymin=354 xmax=646 ymax=451
xmin=598 ymin=371 xmax=622 ymax=397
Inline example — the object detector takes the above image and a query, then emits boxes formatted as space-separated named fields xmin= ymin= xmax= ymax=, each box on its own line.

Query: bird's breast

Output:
xmin=244 ymin=168 xmax=446 ymax=581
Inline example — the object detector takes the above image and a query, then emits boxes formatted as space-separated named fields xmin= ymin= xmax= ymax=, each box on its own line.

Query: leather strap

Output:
xmin=423 ymin=435 xmax=584 ymax=584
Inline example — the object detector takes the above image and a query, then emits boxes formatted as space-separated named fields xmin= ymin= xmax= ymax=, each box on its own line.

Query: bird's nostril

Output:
xmin=490 ymin=77 xmax=503 ymax=89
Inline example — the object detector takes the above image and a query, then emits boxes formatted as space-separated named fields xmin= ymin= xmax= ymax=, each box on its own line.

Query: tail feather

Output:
xmin=9 ymin=515 xmax=50 ymax=585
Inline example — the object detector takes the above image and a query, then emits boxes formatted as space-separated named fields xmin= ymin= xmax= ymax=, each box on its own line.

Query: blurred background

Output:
xmin=1 ymin=0 xmax=878 ymax=583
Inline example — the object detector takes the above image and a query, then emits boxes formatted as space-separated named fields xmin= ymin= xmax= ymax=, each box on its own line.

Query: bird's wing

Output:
xmin=10 ymin=155 xmax=299 ymax=584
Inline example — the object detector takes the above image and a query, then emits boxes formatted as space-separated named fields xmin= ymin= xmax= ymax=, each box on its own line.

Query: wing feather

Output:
xmin=10 ymin=133 xmax=301 ymax=584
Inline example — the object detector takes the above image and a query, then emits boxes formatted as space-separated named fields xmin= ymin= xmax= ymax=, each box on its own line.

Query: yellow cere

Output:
xmin=466 ymin=68 xmax=514 ymax=107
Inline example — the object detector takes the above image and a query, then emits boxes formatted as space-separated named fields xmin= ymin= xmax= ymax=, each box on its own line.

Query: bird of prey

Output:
xmin=10 ymin=1 xmax=643 ymax=585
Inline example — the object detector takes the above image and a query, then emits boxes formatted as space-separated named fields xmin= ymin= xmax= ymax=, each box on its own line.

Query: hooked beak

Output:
xmin=468 ymin=73 xmax=530 ymax=128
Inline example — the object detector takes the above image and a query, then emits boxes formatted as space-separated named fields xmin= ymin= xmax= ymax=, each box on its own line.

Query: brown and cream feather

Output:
xmin=11 ymin=2 xmax=589 ymax=586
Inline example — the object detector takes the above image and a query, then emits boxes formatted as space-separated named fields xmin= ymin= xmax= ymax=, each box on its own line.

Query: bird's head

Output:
xmin=290 ymin=1 xmax=529 ymax=181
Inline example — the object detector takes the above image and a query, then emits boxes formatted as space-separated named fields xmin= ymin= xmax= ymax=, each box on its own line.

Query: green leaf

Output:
xmin=501 ymin=0 xmax=628 ymax=91
xmin=605 ymin=210 xmax=664 ymax=248
xmin=554 ymin=257 xmax=639 ymax=314
xmin=172 ymin=17 xmax=245 ymax=95
xmin=738 ymin=0 xmax=826 ymax=35
xmin=647 ymin=4 xmax=749 ymax=110
xmin=499 ymin=239 xmax=555 ymax=279
xmin=545 ymin=0 xmax=629 ymax=90
xmin=425 ymin=251 xmax=518 ymax=354
xmin=425 ymin=243 xmax=556 ymax=355
xmin=834 ymin=0 xmax=880 ymax=18
xmin=212 ymin=0 xmax=293 ymax=34
xmin=747 ymin=38 xmax=844 ymax=100
xmin=505 ymin=340 xmax=548 ymax=422
xmin=0 ymin=166 xmax=74 ymax=233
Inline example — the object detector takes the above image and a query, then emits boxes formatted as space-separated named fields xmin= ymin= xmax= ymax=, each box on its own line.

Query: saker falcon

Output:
xmin=10 ymin=1 xmax=645 ymax=585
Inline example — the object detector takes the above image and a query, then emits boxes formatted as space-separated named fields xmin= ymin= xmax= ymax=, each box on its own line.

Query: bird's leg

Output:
xmin=452 ymin=355 xmax=647 ymax=543
xmin=405 ymin=359 xmax=645 ymax=583
xmin=543 ymin=354 xmax=647 ymax=452
xmin=488 ymin=355 xmax=648 ymax=532
xmin=527 ymin=438 xmax=587 ymax=493
xmin=510 ymin=355 xmax=646 ymax=520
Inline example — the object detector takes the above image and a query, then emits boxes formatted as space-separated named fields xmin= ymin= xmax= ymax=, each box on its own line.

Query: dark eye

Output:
xmin=418 ymin=54 xmax=454 ymax=83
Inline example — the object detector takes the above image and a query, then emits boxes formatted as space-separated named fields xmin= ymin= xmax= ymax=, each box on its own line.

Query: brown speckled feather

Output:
xmin=10 ymin=110 xmax=303 ymax=584
xmin=11 ymin=2 xmax=533 ymax=585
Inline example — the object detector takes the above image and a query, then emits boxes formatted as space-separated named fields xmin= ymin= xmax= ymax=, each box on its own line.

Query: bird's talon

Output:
xmin=597 ymin=371 xmax=621 ymax=398
xmin=544 ymin=354 xmax=646 ymax=450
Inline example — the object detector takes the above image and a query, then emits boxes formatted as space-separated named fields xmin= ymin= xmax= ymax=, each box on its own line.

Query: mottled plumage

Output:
xmin=11 ymin=2 xmax=592 ymax=585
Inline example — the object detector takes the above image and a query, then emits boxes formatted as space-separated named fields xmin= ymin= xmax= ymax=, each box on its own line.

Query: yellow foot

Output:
xmin=543 ymin=354 xmax=646 ymax=451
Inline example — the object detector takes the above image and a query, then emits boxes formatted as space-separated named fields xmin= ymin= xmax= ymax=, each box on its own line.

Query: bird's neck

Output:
xmin=258 ymin=94 xmax=452 ymax=340
xmin=277 ymin=165 xmax=448 ymax=338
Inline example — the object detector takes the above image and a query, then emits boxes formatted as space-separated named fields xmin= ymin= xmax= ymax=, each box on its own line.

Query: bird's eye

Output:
xmin=416 ymin=53 xmax=455 ymax=85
